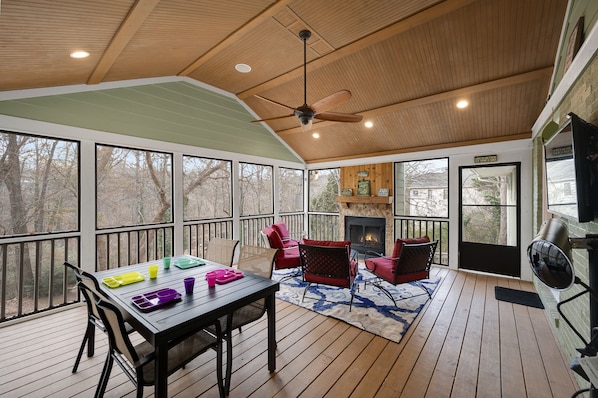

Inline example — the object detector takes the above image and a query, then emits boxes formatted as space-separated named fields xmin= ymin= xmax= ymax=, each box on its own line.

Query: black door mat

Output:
xmin=495 ymin=286 xmax=545 ymax=309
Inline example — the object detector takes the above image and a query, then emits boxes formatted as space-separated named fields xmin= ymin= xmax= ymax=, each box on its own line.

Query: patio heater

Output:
xmin=527 ymin=218 xmax=598 ymax=397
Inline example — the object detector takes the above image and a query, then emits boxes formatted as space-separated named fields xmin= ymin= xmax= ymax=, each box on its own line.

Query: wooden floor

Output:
xmin=0 ymin=267 xmax=580 ymax=397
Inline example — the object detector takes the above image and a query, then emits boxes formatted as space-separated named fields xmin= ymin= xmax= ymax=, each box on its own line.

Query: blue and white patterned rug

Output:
xmin=273 ymin=266 xmax=441 ymax=344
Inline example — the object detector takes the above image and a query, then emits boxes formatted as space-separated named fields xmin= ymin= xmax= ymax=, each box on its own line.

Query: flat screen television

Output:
xmin=544 ymin=112 xmax=598 ymax=222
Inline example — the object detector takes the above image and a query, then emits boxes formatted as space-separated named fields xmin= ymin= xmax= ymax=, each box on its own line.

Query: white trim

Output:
xmin=532 ymin=19 xmax=598 ymax=137
xmin=547 ymin=1 xmax=573 ymax=96
xmin=0 ymin=76 xmax=184 ymax=100
xmin=173 ymin=153 xmax=184 ymax=255
xmin=80 ymin=141 xmax=96 ymax=272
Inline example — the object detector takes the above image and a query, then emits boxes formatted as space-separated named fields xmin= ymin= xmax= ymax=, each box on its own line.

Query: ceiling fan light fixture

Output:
xmin=235 ymin=63 xmax=251 ymax=73
xmin=312 ymin=132 xmax=320 ymax=139
xmin=364 ymin=121 xmax=373 ymax=128
xmin=295 ymin=105 xmax=314 ymax=126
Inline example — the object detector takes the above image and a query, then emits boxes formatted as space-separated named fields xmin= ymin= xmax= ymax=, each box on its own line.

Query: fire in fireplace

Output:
xmin=345 ymin=216 xmax=385 ymax=254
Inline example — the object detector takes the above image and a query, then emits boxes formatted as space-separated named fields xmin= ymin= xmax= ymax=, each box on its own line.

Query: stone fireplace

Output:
xmin=338 ymin=202 xmax=394 ymax=256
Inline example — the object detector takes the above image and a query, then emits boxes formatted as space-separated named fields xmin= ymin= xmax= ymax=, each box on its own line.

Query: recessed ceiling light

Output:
xmin=312 ymin=132 xmax=320 ymax=139
xmin=364 ymin=121 xmax=373 ymax=128
xmin=235 ymin=63 xmax=251 ymax=73
xmin=70 ymin=51 xmax=89 ymax=59
xmin=456 ymin=100 xmax=469 ymax=109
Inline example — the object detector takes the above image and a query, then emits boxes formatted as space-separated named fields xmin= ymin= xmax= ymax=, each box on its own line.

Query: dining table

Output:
xmin=93 ymin=256 xmax=280 ymax=397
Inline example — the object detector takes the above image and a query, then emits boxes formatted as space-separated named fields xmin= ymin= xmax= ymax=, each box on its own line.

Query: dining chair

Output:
xmin=231 ymin=245 xmax=278 ymax=333
xmin=209 ymin=244 xmax=278 ymax=395
xmin=364 ymin=238 xmax=438 ymax=307
xmin=205 ymin=238 xmax=239 ymax=266
xmin=79 ymin=282 xmax=225 ymax=398
xmin=64 ymin=262 xmax=134 ymax=373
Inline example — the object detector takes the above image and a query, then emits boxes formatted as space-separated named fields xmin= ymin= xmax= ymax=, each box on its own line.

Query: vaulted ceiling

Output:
xmin=0 ymin=0 xmax=567 ymax=163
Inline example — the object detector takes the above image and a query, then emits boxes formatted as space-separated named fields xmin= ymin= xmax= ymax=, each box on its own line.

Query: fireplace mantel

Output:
xmin=336 ymin=196 xmax=392 ymax=209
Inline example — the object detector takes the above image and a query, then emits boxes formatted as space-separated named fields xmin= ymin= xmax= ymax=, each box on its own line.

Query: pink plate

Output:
xmin=205 ymin=269 xmax=244 ymax=284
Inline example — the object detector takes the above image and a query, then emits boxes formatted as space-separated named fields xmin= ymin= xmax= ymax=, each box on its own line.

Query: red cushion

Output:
xmin=274 ymin=246 xmax=300 ymax=269
xmin=391 ymin=236 xmax=430 ymax=264
xmin=365 ymin=257 xmax=394 ymax=280
xmin=272 ymin=222 xmax=291 ymax=239
xmin=271 ymin=222 xmax=299 ymax=247
xmin=264 ymin=226 xmax=284 ymax=249
xmin=365 ymin=257 xmax=428 ymax=284
xmin=303 ymin=239 xmax=351 ymax=249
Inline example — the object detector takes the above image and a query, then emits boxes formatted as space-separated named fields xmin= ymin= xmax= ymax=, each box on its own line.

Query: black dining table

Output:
xmin=94 ymin=256 xmax=280 ymax=397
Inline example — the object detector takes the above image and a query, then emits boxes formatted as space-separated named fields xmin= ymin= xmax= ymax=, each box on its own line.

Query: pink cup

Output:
xmin=207 ymin=274 xmax=217 ymax=287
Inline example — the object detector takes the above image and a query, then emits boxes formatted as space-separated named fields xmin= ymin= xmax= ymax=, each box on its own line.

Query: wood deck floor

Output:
xmin=0 ymin=267 xmax=580 ymax=397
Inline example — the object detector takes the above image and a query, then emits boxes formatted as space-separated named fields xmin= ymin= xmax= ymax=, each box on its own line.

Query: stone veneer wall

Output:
xmin=532 ymin=51 xmax=598 ymax=387
xmin=338 ymin=203 xmax=394 ymax=256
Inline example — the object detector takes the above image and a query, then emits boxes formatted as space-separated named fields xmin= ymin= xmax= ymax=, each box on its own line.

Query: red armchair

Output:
xmin=364 ymin=236 xmax=437 ymax=306
xmin=261 ymin=226 xmax=300 ymax=271
xmin=298 ymin=241 xmax=358 ymax=310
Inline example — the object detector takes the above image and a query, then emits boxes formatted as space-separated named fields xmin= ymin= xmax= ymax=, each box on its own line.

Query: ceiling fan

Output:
xmin=252 ymin=29 xmax=363 ymax=128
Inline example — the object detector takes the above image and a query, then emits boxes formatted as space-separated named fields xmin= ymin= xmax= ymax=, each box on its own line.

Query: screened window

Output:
xmin=395 ymin=158 xmax=448 ymax=217
xmin=0 ymin=131 xmax=79 ymax=236
xmin=239 ymin=162 xmax=273 ymax=216
xmin=96 ymin=145 xmax=172 ymax=229
xmin=308 ymin=168 xmax=340 ymax=213
xmin=279 ymin=167 xmax=304 ymax=213
xmin=183 ymin=156 xmax=231 ymax=220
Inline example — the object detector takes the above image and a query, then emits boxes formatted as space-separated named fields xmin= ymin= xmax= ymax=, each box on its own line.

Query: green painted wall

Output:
xmin=0 ymin=81 xmax=302 ymax=164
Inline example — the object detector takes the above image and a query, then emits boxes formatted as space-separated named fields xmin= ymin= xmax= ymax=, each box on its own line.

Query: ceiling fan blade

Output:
xmin=251 ymin=114 xmax=295 ymax=123
xmin=315 ymin=111 xmax=363 ymax=123
xmin=311 ymin=90 xmax=352 ymax=114
xmin=254 ymin=95 xmax=295 ymax=111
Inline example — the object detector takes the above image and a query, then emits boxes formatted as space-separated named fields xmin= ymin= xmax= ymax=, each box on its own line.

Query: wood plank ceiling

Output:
xmin=0 ymin=0 xmax=567 ymax=163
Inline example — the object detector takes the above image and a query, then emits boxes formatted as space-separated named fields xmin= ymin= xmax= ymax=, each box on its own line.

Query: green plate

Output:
xmin=173 ymin=258 xmax=205 ymax=269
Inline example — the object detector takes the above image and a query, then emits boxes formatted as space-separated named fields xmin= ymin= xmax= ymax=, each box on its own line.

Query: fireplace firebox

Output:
xmin=345 ymin=216 xmax=385 ymax=254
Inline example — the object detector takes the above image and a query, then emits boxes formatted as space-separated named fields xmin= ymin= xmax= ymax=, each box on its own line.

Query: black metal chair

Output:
xmin=364 ymin=240 xmax=438 ymax=306
xmin=298 ymin=243 xmax=359 ymax=311
xmin=79 ymin=282 xmax=225 ymax=398
xmin=64 ymin=262 xmax=134 ymax=373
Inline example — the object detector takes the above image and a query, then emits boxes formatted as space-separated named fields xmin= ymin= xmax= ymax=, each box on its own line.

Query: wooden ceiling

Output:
xmin=0 ymin=0 xmax=567 ymax=163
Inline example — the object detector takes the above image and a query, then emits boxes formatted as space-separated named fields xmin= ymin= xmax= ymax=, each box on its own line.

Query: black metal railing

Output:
xmin=308 ymin=213 xmax=340 ymax=241
xmin=239 ymin=214 xmax=305 ymax=247
xmin=183 ymin=220 xmax=234 ymax=258
xmin=0 ymin=235 xmax=80 ymax=322
xmin=96 ymin=225 xmax=174 ymax=271
xmin=239 ymin=215 xmax=273 ymax=247
xmin=394 ymin=217 xmax=449 ymax=266
xmin=280 ymin=213 xmax=305 ymax=240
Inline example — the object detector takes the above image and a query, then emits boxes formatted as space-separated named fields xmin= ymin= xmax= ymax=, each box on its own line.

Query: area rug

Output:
xmin=495 ymin=286 xmax=545 ymax=309
xmin=273 ymin=266 xmax=441 ymax=344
